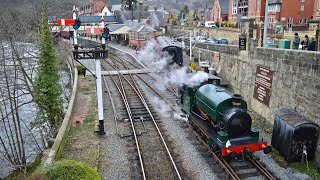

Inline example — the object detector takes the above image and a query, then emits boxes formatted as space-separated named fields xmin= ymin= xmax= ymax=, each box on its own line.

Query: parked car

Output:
xmin=215 ymin=39 xmax=229 ymax=44
xmin=195 ymin=36 xmax=207 ymax=43
xmin=205 ymin=38 xmax=219 ymax=44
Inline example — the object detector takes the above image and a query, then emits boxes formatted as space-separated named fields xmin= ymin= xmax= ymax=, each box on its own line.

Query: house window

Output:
xmin=268 ymin=17 xmax=274 ymax=29
xmin=232 ymin=0 xmax=237 ymax=14
xmin=299 ymin=18 xmax=303 ymax=24
xmin=287 ymin=18 xmax=293 ymax=28
xmin=301 ymin=4 xmax=304 ymax=11
xmin=304 ymin=19 xmax=308 ymax=24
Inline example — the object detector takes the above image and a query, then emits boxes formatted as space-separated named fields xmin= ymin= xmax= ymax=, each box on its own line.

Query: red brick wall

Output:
xmin=228 ymin=0 xmax=265 ymax=23
xmin=280 ymin=0 xmax=315 ymax=26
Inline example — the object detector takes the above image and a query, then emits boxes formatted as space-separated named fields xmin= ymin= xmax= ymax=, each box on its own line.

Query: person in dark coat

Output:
xmin=307 ymin=37 xmax=317 ymax=51
xmin=292 ymin=33 xmax=300 ymax=50
xmin=301 ymin=35 xmax=309 ymax=50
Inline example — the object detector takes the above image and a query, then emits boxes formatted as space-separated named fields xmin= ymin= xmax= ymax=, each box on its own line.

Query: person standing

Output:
xmin=301 ymin=35 xmax=310 ymax=50
xmin=307 ymin=37 xmax=317 ymax=51
xmin=292 ymin=33 xmax=300 ymax=50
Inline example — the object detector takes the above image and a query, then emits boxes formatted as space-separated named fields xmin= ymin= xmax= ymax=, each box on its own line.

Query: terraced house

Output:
xmin=79 ymin=0 xmax=108 ymax=15
xmin=267 ymin=0 xmax=318 ymax=31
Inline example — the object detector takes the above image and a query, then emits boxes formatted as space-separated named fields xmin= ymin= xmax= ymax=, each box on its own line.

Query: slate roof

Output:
xmin=106 ymin=24 xmax=125 ymax=31
xmin=219 ymin=0 xmax=229 ymax=14
xmin=114 ymin=10 xmax=167 ymax=27
xmin=128 ymin=24 xmax=156 ymax=32
xmin=77 ymin=15 xmax=118 ymax=23
xmin=111 ymin=4 xmax=122 ymax=11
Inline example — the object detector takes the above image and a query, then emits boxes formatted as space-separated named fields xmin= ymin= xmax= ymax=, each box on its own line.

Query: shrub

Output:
xmin=47 ymin=160 xmax=101 ymax=180
xmin=76 ymin=64 xmax=86 ymax=75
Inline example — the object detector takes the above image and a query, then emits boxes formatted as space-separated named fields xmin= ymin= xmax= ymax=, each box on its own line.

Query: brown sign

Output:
xmin=253 ymin=65 xmax=273 ymax=106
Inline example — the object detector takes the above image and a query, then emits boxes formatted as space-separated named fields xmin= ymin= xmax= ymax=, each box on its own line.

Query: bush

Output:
xmin=76 ymin=64 xmax=86 ymax=75
xmin=29 ymin=160 xmax=101 ymax=180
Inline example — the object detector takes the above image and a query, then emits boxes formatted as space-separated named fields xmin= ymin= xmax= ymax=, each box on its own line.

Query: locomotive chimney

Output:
xmin=232 ymin=94 xmax=242 ymax=107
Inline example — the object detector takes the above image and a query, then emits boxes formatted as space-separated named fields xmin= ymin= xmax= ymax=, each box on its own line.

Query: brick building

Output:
xmin=212 ymin=0 xmax=229 ymax=22
xmin=313 ymin=0 xmax=320 ymax=20
xmin=268 ymin=0 xmax=316 ymax=31
xmin=79 ymin=0 xmax=108 ymax=15
xmin=228 ymin=0 xmax=266 ymax=23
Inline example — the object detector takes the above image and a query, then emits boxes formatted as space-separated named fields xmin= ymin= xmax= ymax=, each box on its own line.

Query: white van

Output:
xmin=205 ymin=21 xmax=217 ymax=28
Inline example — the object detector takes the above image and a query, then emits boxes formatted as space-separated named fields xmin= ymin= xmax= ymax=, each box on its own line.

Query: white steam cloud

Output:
xmin=138 ymin=38 xmax=209 ymax=92
xmin=150 ymin=12 xmax=160 ymax=29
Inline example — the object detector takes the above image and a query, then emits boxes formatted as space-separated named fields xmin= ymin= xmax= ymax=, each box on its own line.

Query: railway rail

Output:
xmin=191 ymin=128 xmax=276 ymax=180
xmin=80 ymin=38 xmax=276 ymax=180
xmin=101 ymin=52 xmax=183 ymax=179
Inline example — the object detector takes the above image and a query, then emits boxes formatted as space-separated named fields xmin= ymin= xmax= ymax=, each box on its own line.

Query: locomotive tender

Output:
xmin=179 ymin=75 xmax=271 ymax=158
xmin=156 ymin=36 xmax=183 ymax=66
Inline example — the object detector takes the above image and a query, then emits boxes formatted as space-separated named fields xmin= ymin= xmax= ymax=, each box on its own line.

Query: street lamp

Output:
xmin=263 ymin=0 xmax=269 ymax=47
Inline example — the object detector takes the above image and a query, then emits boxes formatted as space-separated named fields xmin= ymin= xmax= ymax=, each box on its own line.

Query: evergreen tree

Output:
xmin=33 ymin=0 xmax=63 ymax=130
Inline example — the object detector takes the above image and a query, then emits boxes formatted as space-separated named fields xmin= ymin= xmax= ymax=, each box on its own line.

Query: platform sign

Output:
xmin=253 ymin=65 xmax=273 ymax=106
xmin=239 ymin=37 xmax=246 ymax=50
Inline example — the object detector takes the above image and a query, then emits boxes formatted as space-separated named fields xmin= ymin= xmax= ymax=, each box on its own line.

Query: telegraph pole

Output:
xmin=189 ymin=31 xmax=192 ymax=62
xmin=263 ymin=0 xmax=269 ymax=47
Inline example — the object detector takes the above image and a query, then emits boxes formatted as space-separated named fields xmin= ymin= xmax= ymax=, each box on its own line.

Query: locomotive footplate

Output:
xmin=189 ymin=114 xmax=269 ymax=156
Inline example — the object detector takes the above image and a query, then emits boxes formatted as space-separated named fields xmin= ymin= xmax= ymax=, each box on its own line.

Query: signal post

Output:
xmin=70 ymin=7 xmax=108 ymax=135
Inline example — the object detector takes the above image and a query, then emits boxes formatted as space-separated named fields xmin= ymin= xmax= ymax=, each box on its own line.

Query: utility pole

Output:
xmin=131 ymin=2 xmax=134 ymax=21
xmin=189 ymin=31 xmax=192 ymax=62
xmin=263 ymin=0 xmax=269 ymax=47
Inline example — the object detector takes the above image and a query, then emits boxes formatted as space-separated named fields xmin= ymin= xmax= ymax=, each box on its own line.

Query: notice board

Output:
xmin=253 ymin=65 xmax=273 ymax=106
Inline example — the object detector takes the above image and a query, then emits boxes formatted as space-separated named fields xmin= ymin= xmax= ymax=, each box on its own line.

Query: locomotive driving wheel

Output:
xmin=206 ymin=139 xmax=218 ymax=151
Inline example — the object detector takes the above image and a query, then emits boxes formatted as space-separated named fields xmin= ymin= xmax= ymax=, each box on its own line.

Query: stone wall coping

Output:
xmin=43 ymin=62 xmax=78 ymax=166
xmin=256 ymin=47 xmax=320 ymax=55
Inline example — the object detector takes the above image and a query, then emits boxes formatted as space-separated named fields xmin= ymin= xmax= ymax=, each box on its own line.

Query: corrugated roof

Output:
xmin=219 ymin=0 xmax=229 ymax=14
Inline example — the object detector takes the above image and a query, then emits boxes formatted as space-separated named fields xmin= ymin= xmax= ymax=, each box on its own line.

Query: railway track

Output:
xmin=81 ymin=38 xmax=276 ymax=179
xmin=190 ymin=127 xmax=276 ymax=180
xmin=101 ymin=53 xmax=183 ymax=179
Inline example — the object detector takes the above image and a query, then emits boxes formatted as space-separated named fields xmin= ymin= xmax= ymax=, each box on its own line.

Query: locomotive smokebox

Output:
xmin=232 ymin=94 xmax=242 ymax=107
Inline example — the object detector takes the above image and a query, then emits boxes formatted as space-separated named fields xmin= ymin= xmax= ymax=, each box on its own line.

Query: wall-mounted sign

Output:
xmin=253 ymin=65 xmax=273 ymax=106
xmin=239 ymin=37 xmax=246 ymax=50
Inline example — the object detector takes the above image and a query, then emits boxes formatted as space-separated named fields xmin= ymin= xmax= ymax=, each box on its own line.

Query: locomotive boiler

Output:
xmin=179 ymin=75 xmax=271 ymax=158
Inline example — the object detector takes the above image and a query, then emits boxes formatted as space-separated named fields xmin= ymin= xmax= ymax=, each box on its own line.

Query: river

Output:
xmin=0 ymin=42 xmax=71 ymax=178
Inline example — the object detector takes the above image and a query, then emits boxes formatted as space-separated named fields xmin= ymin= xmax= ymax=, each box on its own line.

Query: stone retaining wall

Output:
xmin=42 ymin=58 xmax=78 ymax=166
xmin=190 ymin=43 xmax=320 ymax=125
xmin=169 ymin=25 xmax=241 ymax=44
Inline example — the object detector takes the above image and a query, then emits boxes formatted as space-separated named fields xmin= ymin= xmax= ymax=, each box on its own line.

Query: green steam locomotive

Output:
xmin=179 ymin=74 xmax=271 ymax=158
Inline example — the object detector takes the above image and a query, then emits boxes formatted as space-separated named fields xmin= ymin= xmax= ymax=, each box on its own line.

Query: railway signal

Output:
xmin=56 ymin=19 xmax=75 ymax=26
xmin=102 ymin=26 xmax=109 ymax=38
xmin=73 ymin=18 xmax=81 ymax=30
